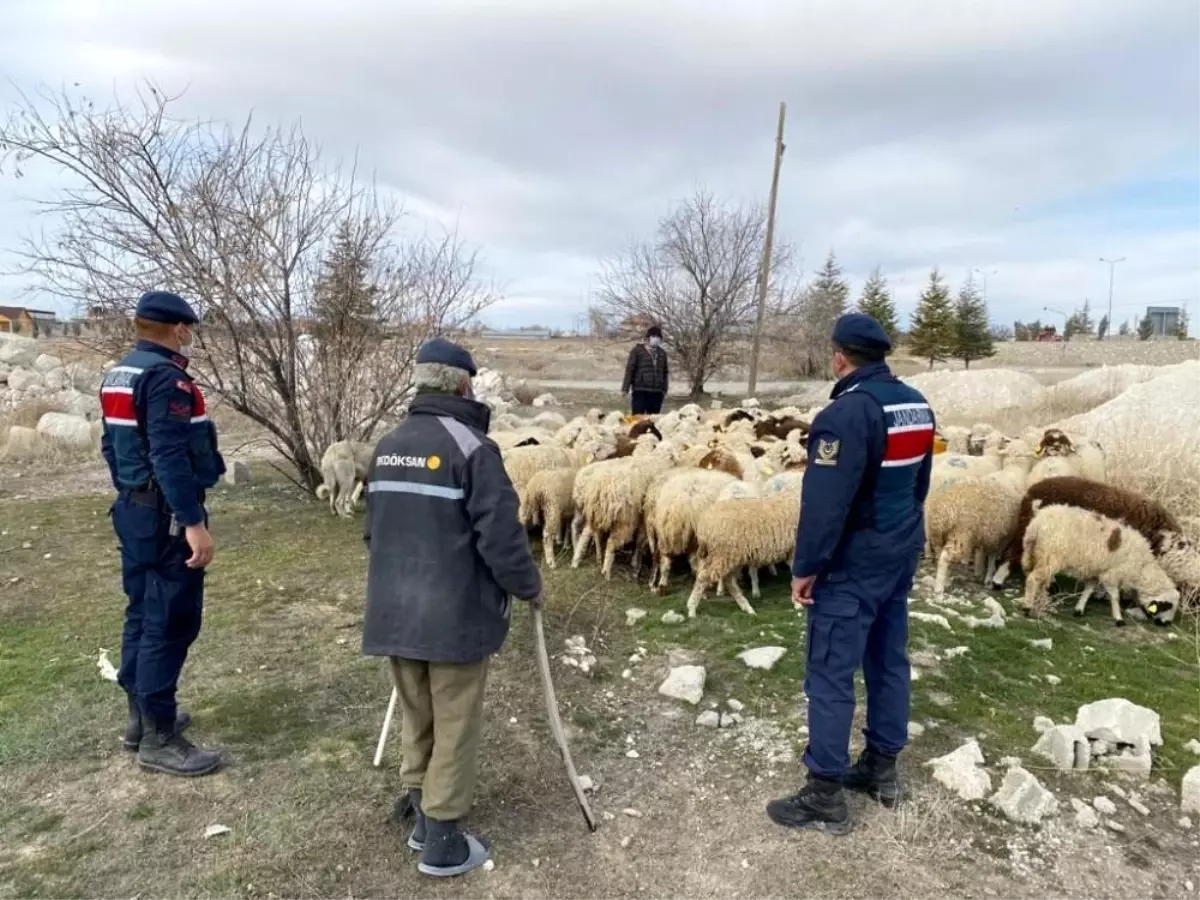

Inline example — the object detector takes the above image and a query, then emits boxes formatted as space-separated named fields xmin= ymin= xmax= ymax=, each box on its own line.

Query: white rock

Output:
xmin=621 ymin=669 xmax=632 ymax=680
xmin=224 ymin=461 xmax=251 ymax=485
xmin=204 ymin=824 xmax=231 ymax=838
xmin=1029 ymin=638 xmax=1053 ymax=650
xmin=482 ymin=859 xmax=495 ymax=872
xmin=1045 ymin=675 xmax=1062 ymax=686
xmin=727 ymin=698 xmax=745 ymax=713
xmin=32 ymin=353 xmax=64 ymax=374
xmin=943 ymin=646 xmax=970 ymax=658
xmin=709 ymin=399 xmax=724 ymax=410
xmin=989 ymin=766 xmax=1059 ymax=825
xmin=1075 ymin=698 xmax=1162 ymax=747
xmin=661 ymin=611 xmax=685 ymax=625
xmin=1093 ymin=796 xmax=1118 ymax=815
xmin=619 ymin=836 xmax=631 ymax=848
xmin=1033 ymin=724 xmax=1091 ymax=772
xmin=696 ymin=710 xmax=721 ymax=728
xmin=622 ymin=807 xmax=642 ymax=818
xmin=1091 ymin=739 xmax=1111 ymax=757
xmin=577 ymin=775 xmax=596 ymax=793
xmin=531 ymin=393 xmax=559 ymax=408
xmin=625 ymin=607 xmax=647 ymax=626
xmin=999 ymin=756 xmax=1022 ymax=768
xmin=1033 ymin=715 xmax=1056 ymax=735
xmin=925 ymin=739 xmax=992 ymax=801
xmin=1180 ymin=816 xmax=1193 ymax=829
xmin=1101 ymin=735 xmax=1153 ymax=779
xmin=1182 ymin=766 xmax=1200 ymax=816
xmin=36 ymin=412 xmax=93 ymax=450
xmin=7 ymin=367 xmax=45 ymax=391
xmin=658 ymin=665 xmax=706 ymax=705
xmin=0 ymin=337 xmax=38 ymax=367
xmin=625 ymin=749 xmax=640 ymax=759
xmin=43 ymin=368 xmax=68 ymax=391
xmin=910 ymin=611 xmax=953 ymax=631
xmin=1071 ymin=798 xmax=1100 ymax=829
xmin=719 ymin=712 xmax=736 ymax=728
xmin=1105 ymin=820 xmax=1125 ymax=833
xmin=737 ymin=646 xmax=787 ymax=670
xmin=1186 ymin=739 xmax=1200 ymax=756
xmin=908 ymin=721 xmax=926 ymax=739
xmin=1128 ymin=797 xmax=1150 ymax=817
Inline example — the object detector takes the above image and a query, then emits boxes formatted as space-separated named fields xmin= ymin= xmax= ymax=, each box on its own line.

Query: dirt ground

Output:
xmin=3 ymin=342 xmax=1200 ymax=899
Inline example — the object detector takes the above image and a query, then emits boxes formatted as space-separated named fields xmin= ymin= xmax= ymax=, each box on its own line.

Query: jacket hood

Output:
xmin=409 ymin=391 xmax=492 ymax=433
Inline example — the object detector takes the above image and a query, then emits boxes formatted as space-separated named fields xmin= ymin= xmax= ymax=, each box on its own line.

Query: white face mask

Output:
xmin=177 ymin=325 xmax=193 ymax=358
xmin=648 ymin=336 xmax=661 ymax=348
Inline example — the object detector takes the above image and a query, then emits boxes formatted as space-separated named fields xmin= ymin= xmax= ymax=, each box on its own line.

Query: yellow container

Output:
xmin=933 ymin=436 xmax=948 ymax=454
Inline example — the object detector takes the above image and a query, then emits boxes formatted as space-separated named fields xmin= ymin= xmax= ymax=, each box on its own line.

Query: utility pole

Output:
xmin=1099 ymin=256 xmax=1125 ymax=340
xmin=747 ymin=101 xmax=787 ymax=397
xmin=973 ymin=268 xmax=997 ymax=303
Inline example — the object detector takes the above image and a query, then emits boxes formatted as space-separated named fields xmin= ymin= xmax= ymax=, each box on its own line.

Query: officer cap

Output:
xmin=832 ymin=312 xmax=891 ymax=355
xmin=416 ymin=337 xmax=478 ymax=377
xmin=135 ymin=291 xmax=199 ymax=326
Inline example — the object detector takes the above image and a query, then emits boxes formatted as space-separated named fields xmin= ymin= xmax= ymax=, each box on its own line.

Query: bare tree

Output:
xmin=595 ymin=188 xmax=791 ymax=396
xmin=0 ymin=82 xmax=497 ymax=488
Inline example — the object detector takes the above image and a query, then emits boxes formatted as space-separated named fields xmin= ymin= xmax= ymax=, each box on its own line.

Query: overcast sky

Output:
xmin=1 ymin=0 xmax=1196 ymax=333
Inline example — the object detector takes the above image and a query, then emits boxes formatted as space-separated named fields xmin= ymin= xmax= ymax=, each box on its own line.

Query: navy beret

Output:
xmin=416 ymin=337 xmax=477 ymax=377
xmin=832 ymin=312 xmax=891 ymax=353
xmin=135 ymin=291 xmax=199 ymax=325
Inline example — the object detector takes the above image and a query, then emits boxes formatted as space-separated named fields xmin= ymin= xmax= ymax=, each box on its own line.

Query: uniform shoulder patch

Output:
xmin=813 ymin=437 xmax=840 ymax=466
xmin=175 ymin=379 xmax=193 ymax=393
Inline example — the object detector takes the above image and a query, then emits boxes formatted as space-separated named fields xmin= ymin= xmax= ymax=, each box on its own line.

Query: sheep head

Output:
xmin=696 ymin=448 xmax=744 ymax=479
xmin=1036 ymin=428 xmax=1076 ymax=457
xmin=628 ymin=419 xmax=664 ymax=442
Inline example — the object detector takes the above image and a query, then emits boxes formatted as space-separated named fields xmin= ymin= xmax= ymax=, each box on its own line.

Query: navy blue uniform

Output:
xmin=100 ymin=340 xmax=225 ymax=723
xmin=792 ymin=361 xmax=935 ymax=780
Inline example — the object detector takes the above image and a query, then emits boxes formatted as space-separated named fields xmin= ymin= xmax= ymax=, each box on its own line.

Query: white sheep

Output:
xmin=316 ymin=440 xmax=373 ymax=517
xmin=686 ymin=493 xmax=801 ymax=618
xmin=1020 ymin=503 xmax=1180 ymax=626
xmin=571 ymin=455 xmax=675 ymax=578
xmin=502 ymin=444 xmax=579 ymax=505
xmin=925 ymin=467 xmax=1027 ymax=597
xmin=646 ymin=469 xmax=739 ymax=594
xmin=521 ymin=466 xmax=579 ymax=568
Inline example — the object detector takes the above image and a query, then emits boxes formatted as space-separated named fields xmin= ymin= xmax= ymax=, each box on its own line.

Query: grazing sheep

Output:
xmin=628 ymin=419 xmax=664 ymax=442
xmin=316 ymin=440 xmax=373 ymax=517
xmin=686 ymin=493 xmax=802 ymax=618
xmin=1020 ymin=503 xmax=1180 ymax=626
xmin=753 ymin=415 xmax=809 ymax=442
xmin=571 ymin=455 xmax=674 ymax=578
xmin=522 ymin=466 xmax=579 ymax=568
xmin=646 ymin=469 xmax=739 ymax=593
xmin=939 ymin=425 xmax=972 ymax=455
xmin=502 ymin=444 xmax=579 ymax=505
xmin=925 ymin=467 xmax=1026 ymax=597
xmin=1155 ymin=531 xmax=1200 ymax=606
xmin=531 ymin=411 xmax=568 ymax=431
xmin=1026 ymin=429 xmax=1107 ymax=486
xmin=997 ymin=476 xmax=1182 ymax=586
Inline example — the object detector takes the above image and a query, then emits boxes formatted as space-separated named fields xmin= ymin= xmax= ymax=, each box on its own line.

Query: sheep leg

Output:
xmin=1073 ymin=583 xmax=1095 ymax=618
xmin=651 ymin=555 xmax=672 ymax=594
xmin=1103 ymin=578 xmax=1125 ymax=627
xmin=749 ymin=567 xmax=761 ymax=600
xmin=972 ymin=547 xmax=987 ymax=579
xmin=933 ymin=547 xmax=953 ymax=600
xmin=983 ymin=554 xmax=997 ymax=587
xmin=571 ymin=524 xmax=593 ymax=568
xmin=544 ymin=528 xmax=558 ymax=569
xmin=991 ymin=560 xmax=1011 ymax=587
xmin=767 ymin=563 xmax=778 ymax=576
xmin=686 ymin=578 xmax=709 ymax=619
xmin=1021 ymin=568 xmax=1052 ymax=617
xmin=601 ymin=541 xmax=617 ymax=580
xmin=570 ymin=512 xmax=584 ymax=549
xmin=724 ymin=575 xmax=758 ymax=617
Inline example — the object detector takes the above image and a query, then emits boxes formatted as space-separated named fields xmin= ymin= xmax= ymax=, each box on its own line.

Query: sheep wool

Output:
xmin=522 ymin=466 xmax=579 ymax=568
xmin=1020 ymin=504 xmax=1180 ymax=626
xmin=646 ymin=469 xmax=739 ymax=594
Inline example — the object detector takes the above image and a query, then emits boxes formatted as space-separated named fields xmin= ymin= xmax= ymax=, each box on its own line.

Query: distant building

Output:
xmin=0 ymin=306 xmax=57 ymax=335
xmin=1145 ymin=305 xmax=1182 ymax=338
xmin=477 ymin=327 xmax=553 ymax=340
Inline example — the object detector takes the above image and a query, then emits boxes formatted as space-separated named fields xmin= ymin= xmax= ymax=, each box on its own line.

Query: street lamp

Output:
xmin=973 ymin=268 xmax=997 ymax=302
xmin=1099 ymin=257 xmax=1125 ymax=340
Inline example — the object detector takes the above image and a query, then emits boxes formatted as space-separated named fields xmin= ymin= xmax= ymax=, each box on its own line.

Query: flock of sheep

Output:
xmin=317 ymin=396 xmax=1200 ymax=626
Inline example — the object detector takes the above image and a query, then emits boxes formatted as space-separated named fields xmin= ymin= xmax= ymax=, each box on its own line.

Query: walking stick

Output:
xmin=532 ymin=603 xmax=598 ymax=832
xmin=373 ymin=686 xmax=398 ymax=768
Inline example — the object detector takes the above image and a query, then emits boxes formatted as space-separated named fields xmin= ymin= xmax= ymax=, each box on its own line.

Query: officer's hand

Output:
xmin=185 ymin=524 xmax=215 ymax=568
xmin=791 ymin=575 xmax=816 ymax=608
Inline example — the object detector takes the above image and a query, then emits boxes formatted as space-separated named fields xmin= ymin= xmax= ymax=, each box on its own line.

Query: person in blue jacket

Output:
xmin=99 ymin=290 xmax=226 ymax=777
xmin=767 ymin=312 xmax=935 ymax=834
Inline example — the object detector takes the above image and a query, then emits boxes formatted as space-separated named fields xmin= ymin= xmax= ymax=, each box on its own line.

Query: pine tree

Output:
xmin=1137 ymin=313 xmax=1154 ymax=341
xmin=313 ymin=220 xmax=378 ymax=332
xmin=908 ymin=268 xmax=956 ymax=368
xmin=951 ymin=276 xmax=995 ymax=369
xmin=794 ymin=250 xmax=851 ymax=376
xmin=1097 ymin=314 xmax=1110 ymax=341
xmin=855 ymin=265 xmax=898 ymax=343
xmin=1118 ymin=319 xmax=1131 ymax=337
xmin=1174 ymin=308 xmax=1190 ymax=340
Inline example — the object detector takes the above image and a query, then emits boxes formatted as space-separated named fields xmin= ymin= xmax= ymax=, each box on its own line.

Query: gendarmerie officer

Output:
xmin=99 ymin=290 xmax=226 ymax=776
xmin=767 ymin=312 xmax=936 ymax=834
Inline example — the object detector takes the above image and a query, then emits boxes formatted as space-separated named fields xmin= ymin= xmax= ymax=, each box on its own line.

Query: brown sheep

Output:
xmin=754 ymin=416 xmax=810 ymax=442
xmin=998 ymin=475 xmax=1181 ymax=583
xmin=696 ymin=447 xmax=744 ymax=479
xmin=629 ymin=419 xmax=663 ymax=441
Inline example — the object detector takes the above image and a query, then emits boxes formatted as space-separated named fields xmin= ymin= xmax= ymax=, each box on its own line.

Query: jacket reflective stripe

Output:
xmin=368 ymin=480 xmax=465 ymax=500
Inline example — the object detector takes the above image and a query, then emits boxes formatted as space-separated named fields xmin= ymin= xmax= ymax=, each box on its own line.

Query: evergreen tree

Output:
xmin=1118 ymin=319 xmax=1131 ymax=337
xmin=908 ymin=267 xmax=956 ymax=368
xmin=855 ymin=265 xmax=898 ymax=344
xmin=313 ymin=220 xmax=378 ymax=332
xmin=794 ymin=250 xmax=851 ymax=376
xmin=1137 ymin=313 xmax=1154 ymax=341
xmin=1065 ymin=299 xmax=1095 ymax=338
xmin=1097 ymin=314 xmax=1110 ymax=341
xmin=1174 ymin=308 xmax=1190 ymax=340
xmin=951 ymin=276 xmax=995 ymax=369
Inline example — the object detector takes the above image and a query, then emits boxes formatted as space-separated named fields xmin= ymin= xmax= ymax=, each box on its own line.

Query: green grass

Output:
xmin=1 ymin=471 xmax=1198 ymax=898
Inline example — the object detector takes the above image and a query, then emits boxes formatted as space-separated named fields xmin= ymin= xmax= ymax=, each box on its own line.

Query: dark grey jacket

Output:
xmin=360 ymin=392 xmax=542 ymax=662
xmin=621 ymin=343 xmax=669 ymax=395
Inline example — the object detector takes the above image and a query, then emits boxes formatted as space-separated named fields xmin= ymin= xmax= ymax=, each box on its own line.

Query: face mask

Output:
xmin=177 ymin=326 xmax=193 ymax=358
xmin=648 ymin=336 xmax=661 ymax=348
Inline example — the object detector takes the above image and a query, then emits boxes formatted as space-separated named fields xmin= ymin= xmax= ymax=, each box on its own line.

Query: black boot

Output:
xmin=766 ymin=774 xmax=852 ymax=835
xmin=417 ymin=817 xmax=491 ymax=878
xmin=391 ymin=788 xmax=427 ymax=852
xmin=842 ymin=748 xmax=902 ymax=808
xmin=123 ymin=694 xmax=192 ymax=751
xmin=136 ymin=713 xmax=223 ymax=777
